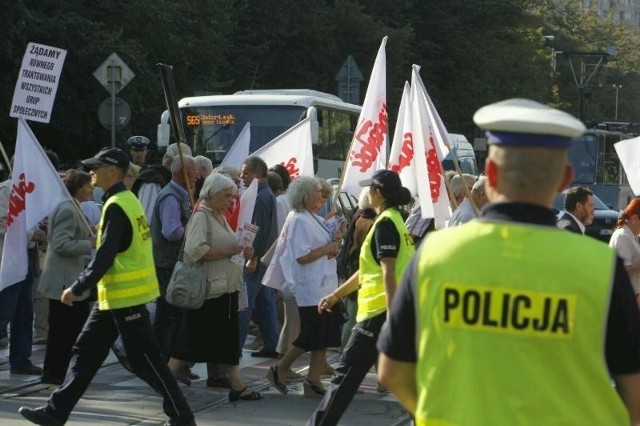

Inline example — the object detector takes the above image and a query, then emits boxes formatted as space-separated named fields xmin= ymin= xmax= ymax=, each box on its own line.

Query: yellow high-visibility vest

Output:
xmin=357 ymin=207 xmax=414 ymax=322
xmin=413 ymin=220 xmax=627 ymax=425
xmin=97 ymin=190 xmax=159 ymax=310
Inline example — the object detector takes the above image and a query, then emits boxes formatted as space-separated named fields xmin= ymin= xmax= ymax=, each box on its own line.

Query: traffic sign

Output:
xmin=93 ymin=53 xmax=135 ymax=95
xmin=97 ymin=97 xmax=131 ymax=129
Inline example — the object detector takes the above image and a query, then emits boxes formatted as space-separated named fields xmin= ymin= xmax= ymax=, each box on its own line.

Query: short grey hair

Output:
xmin=449 ymin=173 xmax=477 ymax=197
xmin=358 ymin=187 xmax=372 ymax=210
xmin=214 ymin=165 xmax=240 ymax=181
xmin=170 ymin=155 xmax=195 ymax=174
xmin=288 ymin=176 xmax=320 ymax=211
xmin=471 ymin=175 xmax=487 ymax=197
xmin=194 ymin=155 xmax=213 ymax=178
xmin=199 ymin=172 xmax=237 ymax=200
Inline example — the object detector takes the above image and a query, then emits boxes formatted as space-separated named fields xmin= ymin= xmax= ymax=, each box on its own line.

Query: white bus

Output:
xmin=158 ymin=89 xmax=361 ymax=178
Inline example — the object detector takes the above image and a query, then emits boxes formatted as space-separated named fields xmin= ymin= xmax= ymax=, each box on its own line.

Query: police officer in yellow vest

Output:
xmin=377 ymin=99 xmax=640 ymax=425
xmin=19 ymin=148 xmax=196 ymax=426
xmin=308 ymin=169 xmax=415 ymax=426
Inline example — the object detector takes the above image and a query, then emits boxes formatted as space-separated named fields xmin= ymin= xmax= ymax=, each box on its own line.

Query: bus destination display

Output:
xmin=186 ymin=114 xmax=236 ymax=126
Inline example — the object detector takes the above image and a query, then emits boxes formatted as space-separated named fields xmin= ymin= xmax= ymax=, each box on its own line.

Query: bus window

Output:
xmin=183 ymin=105 xmax=307 ymax=158
xmin=316 ymin=106 xmax=357 ymax=177
xmin=568 ymin=133 xmax=597 ymax=184
xmin=596 ymin=133 xmax=626 ymax=185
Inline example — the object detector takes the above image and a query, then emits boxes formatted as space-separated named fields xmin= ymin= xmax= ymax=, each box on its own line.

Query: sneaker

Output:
xmin=11 ymin=363 xmax=43 ymax=375
xmin=18 ymin=406 xmax=64 ymax=426
xmin=250 ymin=348 xmax=279 ymax=358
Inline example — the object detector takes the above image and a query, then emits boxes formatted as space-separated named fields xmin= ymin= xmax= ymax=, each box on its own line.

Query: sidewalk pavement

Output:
xmin=0 ymin=341 xmax=410 ymax=425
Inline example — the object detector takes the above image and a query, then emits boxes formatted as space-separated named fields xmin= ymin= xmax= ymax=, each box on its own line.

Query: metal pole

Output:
xmin=110 ymin=60 xmax=116 ymax=147
xmin=614 ymin=84 xmax=621 ymax=120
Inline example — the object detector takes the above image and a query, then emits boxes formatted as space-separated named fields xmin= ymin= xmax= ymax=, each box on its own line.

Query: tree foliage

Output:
xmin=1 ymin=0 xmax=639 ymax=164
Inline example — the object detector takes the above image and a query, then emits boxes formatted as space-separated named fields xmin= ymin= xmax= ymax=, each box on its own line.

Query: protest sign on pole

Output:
xmin=10 ymin=43 xmax=67 ymax=123
xmin=220 ymin=122 xmax=251 ymax=169
xmin=387 ymin=82 xmax=417 ymax=195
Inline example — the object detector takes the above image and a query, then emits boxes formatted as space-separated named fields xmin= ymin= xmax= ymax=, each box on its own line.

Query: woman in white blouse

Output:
xmin=609 ymin=198 xmax=640 ymax=293
xmin=266 ymin=176 xmax=342 ymax=397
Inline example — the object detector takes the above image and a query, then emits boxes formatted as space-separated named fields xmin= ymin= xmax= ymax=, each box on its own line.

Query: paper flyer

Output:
xmin=231 ymin=222 xmax=259 ymax=266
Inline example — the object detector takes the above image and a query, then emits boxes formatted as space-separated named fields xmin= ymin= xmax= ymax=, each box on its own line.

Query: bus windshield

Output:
xmin=568 ymin=133 xmax=597 ymax=184
xmin=182 ymin=105 xmax=307 ymax=163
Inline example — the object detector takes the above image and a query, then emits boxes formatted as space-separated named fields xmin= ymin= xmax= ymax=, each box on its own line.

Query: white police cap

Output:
xmin=473 ymin=98 xmax=585 ymax=148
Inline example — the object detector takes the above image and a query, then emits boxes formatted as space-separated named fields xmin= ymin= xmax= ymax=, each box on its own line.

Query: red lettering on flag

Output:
xmin=281 ymin=157 xmax=300 ymax=179
xmin=426 ymin=133 xmax=443 ymax=201
xmin=350 ymin=104 xmax=388 ymax=172
xmin=389 ymin=132 xmax=414 ymax=174
xmin=7 ymin=173 xmax=35 ymax=227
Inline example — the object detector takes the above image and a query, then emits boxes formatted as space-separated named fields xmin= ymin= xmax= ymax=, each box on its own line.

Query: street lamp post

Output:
xmin=613 ymin=84 xmax=622 ymax=120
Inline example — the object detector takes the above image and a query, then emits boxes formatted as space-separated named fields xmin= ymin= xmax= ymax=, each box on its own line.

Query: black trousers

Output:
xmin=307 ymin=312 xmax=386 ymax=426
xmin=45 ymin=303 xmax=194 ymax=425
xmin=43 ymin=299 xmax=91 ymax=382
xmin=154 ymin=266 xmax=186 ymax=361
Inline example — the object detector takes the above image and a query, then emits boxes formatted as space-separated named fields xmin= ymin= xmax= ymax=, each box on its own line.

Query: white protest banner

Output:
xmin=339 ymin=36 xmax=388 ymax=198
xmin=10 ymin=43 xmax=67 ymax=124
xmin=615 ymin=136 xmax=640 ymax=195
xmin=252 ymin=118 xmax=314 ymax=179
xmin=0 ymin=119 xmax=72 ymax=290
xmin=236 ymin=178 xmax=259 ymax=241
xmin=220 ymin=122 xmax=251 ymax=169
xmin=410 ymin=65 xmax=450 ymax=229
xmin=387 ymin=82 xmax=417 ymax=195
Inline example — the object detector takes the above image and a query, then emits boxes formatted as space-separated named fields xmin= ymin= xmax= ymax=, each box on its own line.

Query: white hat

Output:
xmin=473 ymin=98 xmax=585 ymax=148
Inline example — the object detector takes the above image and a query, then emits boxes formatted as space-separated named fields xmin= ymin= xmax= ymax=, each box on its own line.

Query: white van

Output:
xmin=443 ymin=133 xmax=477 ymax=175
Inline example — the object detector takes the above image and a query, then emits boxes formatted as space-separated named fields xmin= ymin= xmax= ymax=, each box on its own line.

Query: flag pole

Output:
xmin=158 ymin=63 xmax=194 ymax=207
xmin=0 ymin=140 xmax=13 ymax=174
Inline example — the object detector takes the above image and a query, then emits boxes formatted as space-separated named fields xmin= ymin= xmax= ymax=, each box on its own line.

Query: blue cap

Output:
xmin=473 ymin=99 xmax=585 ymax=148
xmin=127 ymin=136 xmax=150 ymax=149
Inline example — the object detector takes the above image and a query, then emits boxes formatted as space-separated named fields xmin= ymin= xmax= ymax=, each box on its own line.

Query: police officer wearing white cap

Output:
xmin=127 ymin=135 xmax=150 ymax=167
xmin=377 ymin=99 xmax=640 ymax=425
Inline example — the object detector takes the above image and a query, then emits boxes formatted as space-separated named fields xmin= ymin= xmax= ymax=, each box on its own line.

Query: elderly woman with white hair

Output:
xmin=266 ymin=176 xmax=342 ymax=397
xmin=168 ymin=172 xmax=262 ymax=401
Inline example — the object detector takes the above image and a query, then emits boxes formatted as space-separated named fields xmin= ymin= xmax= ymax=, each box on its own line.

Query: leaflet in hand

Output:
xmin=231 ymin=223 xmax=259 ymax=266
xmin=324 ymin=215 xmax=345 ymax=238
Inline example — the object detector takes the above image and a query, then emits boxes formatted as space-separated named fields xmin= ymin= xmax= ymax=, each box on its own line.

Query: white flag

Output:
xmin=236 ymin=178 xmax=259 ymax=241
xmin=615 ymin=136 xmax=640 ymax=195
xmin=340 ymin=36 xmax=388 ymax=198
xmin=0 ymin=118 xmax=72 ymax=290
xmin=410 ymin=66 xmax=450 ymax=229
xmin=220 ymin=122 xmax=251 ymax=169
xmin=413 ymin=66 xmax=451 ymax=160
xmin=387 ymin=82 xmax=417 ymax=195
xmin=252 ymin=118 xmax=313 ymax=179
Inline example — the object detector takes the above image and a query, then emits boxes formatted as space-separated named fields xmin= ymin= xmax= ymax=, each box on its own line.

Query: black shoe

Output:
xmin=18 ymin=406 xmax=63 ymax=426
xmin=229 ymin=386 xmax=264 ymax=402
xmin=11 ymin=363 xmax=43 ymax=375
xmin=163 ymin=419 xmax=197 ymax=426
xmin=185 ymin=366 xmax=200 ymax=380
xmin=250 ymin=348 xmax=278 ymax=358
